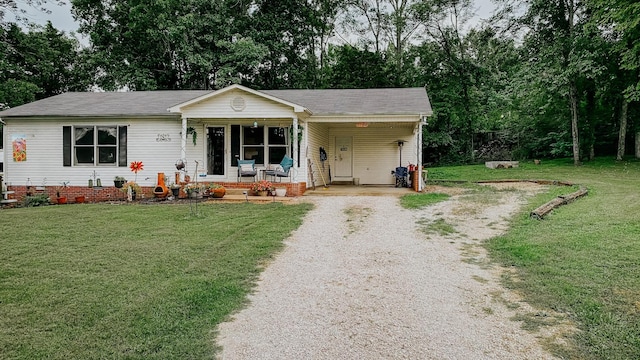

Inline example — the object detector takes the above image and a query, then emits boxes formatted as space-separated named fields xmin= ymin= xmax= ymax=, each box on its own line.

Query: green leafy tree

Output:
xmin=72 ymin=0 xmax=266 ymax=90
xmin=0 ymin=0 xmax=64 ymax=24
xmin=321 ymin=44 xmax=394 ymax=88
xmin=0 ymin=22 xmax=88 ymax=108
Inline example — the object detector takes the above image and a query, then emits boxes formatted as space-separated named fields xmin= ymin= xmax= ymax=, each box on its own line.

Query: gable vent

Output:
xmin=231 ymin=96 xmax=246 ymax=111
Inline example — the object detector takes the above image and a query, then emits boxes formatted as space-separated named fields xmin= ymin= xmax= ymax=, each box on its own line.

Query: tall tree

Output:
xmin=498 ymin=0 xmax=604 ymax=165
xmin=414 ymin=0 xmax=480 ymax=161
xmin=72 ymin=0 xmax=266 ymax=90
xmin=587 ymin=0 xmax=639 ymax=159
xmin=1 ymin=0 xmax=64 ymax=24
xmin=0 ymin=22 xmax=88 ymax=108
xmin=340 ymin=0 xmax=424 ymax=85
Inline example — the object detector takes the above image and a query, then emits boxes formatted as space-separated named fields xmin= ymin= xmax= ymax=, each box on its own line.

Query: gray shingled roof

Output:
xmin=0 ymin=87 xmax=432 ymax=118
xmin=263 ymin=88 xmax=431 ymax=116
xmin=0 ymin=91 xmax=212 ymax=117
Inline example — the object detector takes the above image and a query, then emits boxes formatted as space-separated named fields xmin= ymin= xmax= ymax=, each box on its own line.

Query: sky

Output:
xmin=13 ymin=0 xmax=498 ymax=38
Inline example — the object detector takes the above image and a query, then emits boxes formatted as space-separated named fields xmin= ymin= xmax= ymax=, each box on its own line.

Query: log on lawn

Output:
xmin=530 ymin=187 xmax=588 ymax=220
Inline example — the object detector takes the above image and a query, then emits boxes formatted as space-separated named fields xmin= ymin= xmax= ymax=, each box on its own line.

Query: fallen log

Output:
xmin=530 ymin=187 xmax=588 ymax=220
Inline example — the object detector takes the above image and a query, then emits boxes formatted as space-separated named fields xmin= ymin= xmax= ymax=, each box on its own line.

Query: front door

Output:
xmin=207 ymin=127 xmax=225 ymax=175
xmin=334 ymin=136 xmax=353 ymax=178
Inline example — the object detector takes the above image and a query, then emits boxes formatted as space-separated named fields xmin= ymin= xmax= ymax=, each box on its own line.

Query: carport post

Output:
xmin=292 ymin=116 xmax=298 ymax=182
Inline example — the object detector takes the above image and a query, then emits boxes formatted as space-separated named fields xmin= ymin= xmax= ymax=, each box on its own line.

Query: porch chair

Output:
xmin=237 ymin=159 xmax=257 ymax=182
xmin=265 ymin=155 xmax=294 ymax=182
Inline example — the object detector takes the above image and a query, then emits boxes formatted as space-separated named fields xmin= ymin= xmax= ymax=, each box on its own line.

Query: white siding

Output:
xmin=3 ymin=117 xmax=183 ymax=188
xmin=306 ymin=122 xmax=330 ymax=188
xmin=327 ymin=126 xmax=418 ymax=185
xmin=180 ymin=89 xmax=298 ymax=119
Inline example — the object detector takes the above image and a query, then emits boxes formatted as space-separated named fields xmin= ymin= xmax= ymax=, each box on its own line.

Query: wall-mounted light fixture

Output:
xmin=355 ymin=122 xmax=369 ymax=128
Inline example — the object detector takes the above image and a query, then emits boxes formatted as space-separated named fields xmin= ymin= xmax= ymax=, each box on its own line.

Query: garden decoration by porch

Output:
xmin=125 ymin=161 xmax=144 ymax=201
xmin=56 ymin=181 xmax=69 ymax=204
xmin=113 ymin=176 xmax=126 ymax=188
xmin=251 ymin=180 xmax=274 ymax=196
xmin=208 ymin=183 xmax=226 ymax=198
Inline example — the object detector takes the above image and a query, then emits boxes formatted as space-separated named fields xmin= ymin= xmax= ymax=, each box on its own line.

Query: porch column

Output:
xmin=417 ymin=120 xmax=424 ymax=191
xmin=292 ymin=116 xmax=298 ymax=182
xmin=180 ymin=115 xmax=187 ymax=181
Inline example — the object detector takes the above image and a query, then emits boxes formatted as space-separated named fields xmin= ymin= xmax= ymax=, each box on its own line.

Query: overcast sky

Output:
xmin=15 ymin=0 xmax=498 ymax=36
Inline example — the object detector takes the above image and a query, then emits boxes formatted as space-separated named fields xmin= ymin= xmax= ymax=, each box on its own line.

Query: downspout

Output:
xmin=418 ymin=115 xmax=425 ymax=192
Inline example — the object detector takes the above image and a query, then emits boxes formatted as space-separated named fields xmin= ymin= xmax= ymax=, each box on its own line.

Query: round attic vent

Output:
xmin=231 ymin=96 xmax=246 ymax=111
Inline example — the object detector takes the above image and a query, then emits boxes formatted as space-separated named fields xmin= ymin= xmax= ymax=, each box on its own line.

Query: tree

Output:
xmin=72 ymin=0 xmax=267 ymax=90
xmin=0 ymin=22 xmax=88 ymax=108
xmin=339 ymin=0 xmax=425 ymax=85
xmin=495 ymin=0 xmax=607 ymax=165
xmin=321 ymin=44 xmax=394 ymax=88
xmin=1 ymin=0 xmax=64 ymax=24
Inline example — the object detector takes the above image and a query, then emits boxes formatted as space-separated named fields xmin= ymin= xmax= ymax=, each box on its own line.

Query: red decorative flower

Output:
xmin=129 ymin=161 xmax=144 ymax=174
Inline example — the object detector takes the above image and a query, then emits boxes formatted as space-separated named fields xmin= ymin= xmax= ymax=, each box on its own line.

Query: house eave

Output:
xmin=308 ymin=114 xmax=427 ymax=122
xmin=0 ymin=114 xmax=182 ymax=121
xmin=168 ymin=84 xmax=312 ymax=116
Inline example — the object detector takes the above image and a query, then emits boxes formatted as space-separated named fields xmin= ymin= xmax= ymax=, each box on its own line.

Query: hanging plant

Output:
xmin=186 ymin=126 xmax=197 ymax=146
xmin=289 ymin=125 xmax=304 ymax=143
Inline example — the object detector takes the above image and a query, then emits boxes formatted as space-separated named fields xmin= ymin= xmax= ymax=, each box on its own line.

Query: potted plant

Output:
xmin=114 ymin=176 xmax=127 ymax=188
xmin=208 ymin=183 xmax=226 ymax=198
xmin=184 ymin=183 xmax=204 ymax=198
xmin=56 ymin=181 xmax=69 ymax=204
xmin=120 ymin=181 xmax=141 ymax=200
xmin=120 ymin=160 xmax=144 ymax=201
xmin=250 ymin=180 xmax=274 ymax=196
xmin=169 ymin=183 xmax=181 ymax=197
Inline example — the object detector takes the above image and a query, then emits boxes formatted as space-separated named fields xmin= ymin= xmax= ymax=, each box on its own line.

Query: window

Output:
xmin=63 ymin=126 xmax=127 ymax=166
xmin=268 ymin=127 xmax=288 ymax=164
xmin=242 ymin=126 xmax=264 ymax=164
xmin=238 ymin=126 xmax=289 ymax=165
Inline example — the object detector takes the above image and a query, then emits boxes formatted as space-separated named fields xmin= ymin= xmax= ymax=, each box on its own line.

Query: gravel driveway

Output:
xmin=216 ymin=187 xmax=559 ymax=359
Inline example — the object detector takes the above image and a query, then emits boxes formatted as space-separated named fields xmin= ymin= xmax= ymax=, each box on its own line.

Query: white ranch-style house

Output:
xmin=0 ymin=84 xmax=432 ymax=202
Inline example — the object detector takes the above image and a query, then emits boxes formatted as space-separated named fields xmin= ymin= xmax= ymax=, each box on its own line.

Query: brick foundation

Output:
xmin=6 ymin=181 xmax=307 ymax=204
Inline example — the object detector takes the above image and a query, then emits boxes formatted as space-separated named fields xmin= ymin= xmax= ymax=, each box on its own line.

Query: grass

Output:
xmin=400 ymin=192 xmax=450 ymax=209
xmin=0 ymin=201 xmax=313 ymax=359
xmin=428 ymin=157 xmax=640 ymax=359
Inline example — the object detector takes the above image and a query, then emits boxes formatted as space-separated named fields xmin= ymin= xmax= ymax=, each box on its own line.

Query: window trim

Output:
xmin=239 ymin=125 xmax=289 ymax=166
xmin=63 ymin=125 xmax=127 ymax=167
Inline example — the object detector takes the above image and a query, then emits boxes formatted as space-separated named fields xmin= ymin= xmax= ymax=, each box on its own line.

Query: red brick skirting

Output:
xmin=6 ymin=181 xmax=307 ymax=204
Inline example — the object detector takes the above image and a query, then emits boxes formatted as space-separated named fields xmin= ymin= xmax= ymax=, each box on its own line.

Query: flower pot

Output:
xmin=257 ymin=190 xmax=268 ymax=196
xmin=114 ymin=180 xmax=125 ymax=188
xmin=171 ymin=187 xmax=180 ymax=197
xmin=75 ymin=196 xmax=85 ymax=203
xmin=211 ymin=188 xmax=225 ymax=198
xmin=57 ymin=197 xmax=67 ymax=204
xmin=275 ymin=188 xmax=287 ymax=197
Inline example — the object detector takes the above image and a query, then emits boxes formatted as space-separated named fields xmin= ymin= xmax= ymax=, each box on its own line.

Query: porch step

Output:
xmin=225 ymin=188 xmax=250 ymax=196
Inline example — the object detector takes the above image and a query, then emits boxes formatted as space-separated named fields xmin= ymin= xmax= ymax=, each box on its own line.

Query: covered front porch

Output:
xmin=170 ymin=84 xmax=429 ymax=193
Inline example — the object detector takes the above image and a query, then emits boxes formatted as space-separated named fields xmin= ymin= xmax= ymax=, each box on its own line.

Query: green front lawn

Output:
xmin=429 ymin=158 xmax=640 ymax=359
xmin=0 ymin=202 xmax=312 ymax=359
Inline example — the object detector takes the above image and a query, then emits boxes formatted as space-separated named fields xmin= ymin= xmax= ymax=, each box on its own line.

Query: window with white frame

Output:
xmin=63 ymin=126 xmax=127 ymax=166
xmin=238 ymin=126 xmax=289 ymax=165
